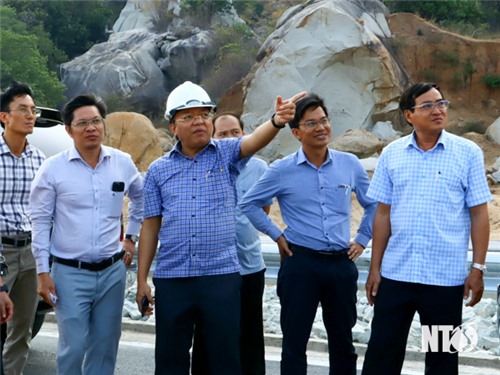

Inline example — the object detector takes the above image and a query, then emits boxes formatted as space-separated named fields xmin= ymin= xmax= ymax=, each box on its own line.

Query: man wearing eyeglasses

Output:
xmin=30 ymin=94 xmax=144 ymax=374
xmin=0 ymin=81 xmax=45 ymax=375
xmin=362 ymin=83 xmax=491 ymax=374
xmin=136 ymin=81 xmax=306 ymax=374
xmin=240 ymin=93 xmax=377 ymax=375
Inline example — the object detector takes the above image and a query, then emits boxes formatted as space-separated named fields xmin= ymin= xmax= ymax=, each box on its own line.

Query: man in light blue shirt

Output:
xmin=192 ymin=112 xmax=272 ymax=375
xmin=240 ymin=93 xmax=376 ymax=375
xmin=30 ymin=94 xmax=144 ymax=375
xmin=362 ymin=83 xmax=491 ymax=375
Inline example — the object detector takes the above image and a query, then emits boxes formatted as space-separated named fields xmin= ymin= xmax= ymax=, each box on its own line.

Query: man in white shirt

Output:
xmin=30 ymin=94 xmax=144 ymax=375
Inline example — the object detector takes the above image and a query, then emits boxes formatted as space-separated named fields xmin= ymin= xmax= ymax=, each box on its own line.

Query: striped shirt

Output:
xmin=0 ymin=134 xmax=45 ymax=235
xmin=143 ymin=138 xmax=248 ymax=278
xmin=367 ymin=130 xmax=492 ymax=286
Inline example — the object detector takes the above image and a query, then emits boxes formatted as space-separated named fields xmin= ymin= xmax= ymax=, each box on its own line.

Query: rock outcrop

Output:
xmin=60 ymin=29 xmax=166 ymax=117
xmin=104 ymin=112 xmax=163 ymax=172
xmin=232 ymin=0 xmax=407 ymax=161
xmin=60 ymin=0 xmax=248 ymax=117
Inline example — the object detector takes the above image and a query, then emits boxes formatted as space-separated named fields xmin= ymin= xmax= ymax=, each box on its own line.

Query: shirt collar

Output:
xmin=169 ymin=139 xmax=216 ymax=159
xmin=68 ymin=144 xmax=110 ymax=162
xmin=296 ymin=147 xmax=333 ymax=166
xmin=406 ymin=129 xmax=448 ymax=150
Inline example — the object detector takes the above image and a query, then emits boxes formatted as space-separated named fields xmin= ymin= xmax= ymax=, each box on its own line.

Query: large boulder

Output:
xmin=485 ymin=117 xmax=500 ymax=145
xmin=330 ymin=129 xmax=385 ymax=159
xmin=104 ymin=112 xmax=163 ymax=172
xmin=236 ymin=0 xmax=407 ymax=161
xmin=60 ymin=29 xmax=166 ymax=117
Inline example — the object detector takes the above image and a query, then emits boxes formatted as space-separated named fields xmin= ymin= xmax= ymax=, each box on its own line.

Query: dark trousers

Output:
xmin=192 ymin=269 xmax=266 ymax=375
xmin=278 ymin=246 xmax=358 ymax=375
xmin=361 ymin=277 xmax=464 ymax=375
xmin=153 ymin=273 xmax=242 ymax=375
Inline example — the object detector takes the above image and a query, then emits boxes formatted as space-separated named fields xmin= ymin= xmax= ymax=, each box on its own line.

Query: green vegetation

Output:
xmin=433 ymin=50 xmax=460 ymax=66
xmin=180 ymin=0 xmax=232 ymax=28
xmin=419 ymin=69 xmax=439 ymax=82
xmin=384 ymin=0 xmax=500 ymax=36
xmin=0 ymin=5 xmax=66 ymax=107
xmin=481 ymin=74 xmax=500 ymax=89
xmin=202 ymin=23 xmax=259 ymax=99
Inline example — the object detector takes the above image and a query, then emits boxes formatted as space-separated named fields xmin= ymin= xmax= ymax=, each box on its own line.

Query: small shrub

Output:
xmin=462 ymin=121 xmax=487 ymax=134
xmin=419 ymin=69 xmax=438 ymax=82
xmin=433 ymin=50 xmax=460 ymax=67
xmin=481 ymin=74 xmax=500 ymax=89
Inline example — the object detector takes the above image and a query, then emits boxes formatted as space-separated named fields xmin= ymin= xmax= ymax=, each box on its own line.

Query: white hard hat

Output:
xmin=165 ymin=81 xmax=216 ymax=120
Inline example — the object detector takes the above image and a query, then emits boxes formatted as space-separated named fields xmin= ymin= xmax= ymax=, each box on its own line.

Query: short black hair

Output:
xmin=399 ymin=82 xmax=443 ymax=113
xmin=289 ymin=93 xmax=328 ymax=129
xmin=212 ymin=111 xmax=244 ymax=135
xmin=0 ymin=81 xmax=35 ymax=128
xmin=62 ymin=94 xmax=107 ymax=126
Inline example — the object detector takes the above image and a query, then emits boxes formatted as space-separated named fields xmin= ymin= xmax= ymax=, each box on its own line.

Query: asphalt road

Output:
xmin=25 ymin=322 xmax=499 ymax=375
xmin=26 ymin=322 xmax=333 ymax=375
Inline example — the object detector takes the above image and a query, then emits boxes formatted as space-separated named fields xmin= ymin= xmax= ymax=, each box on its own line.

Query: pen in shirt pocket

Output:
xmin=338 ymin=184 xmax=350 ymax=195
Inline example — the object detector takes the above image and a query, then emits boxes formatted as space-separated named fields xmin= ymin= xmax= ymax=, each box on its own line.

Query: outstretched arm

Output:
xmin=240 ymin=91 xmax=307 ymax=158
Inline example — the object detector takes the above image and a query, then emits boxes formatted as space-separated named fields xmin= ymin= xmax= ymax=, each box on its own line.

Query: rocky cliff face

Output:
xmin=223 ymin=0 xmax=406 ymax=161
xmin=386 ymin=13 xmax=500 ymax=133
xmin=60 ymin=0 xmax=247 ymax=117
xmin=60 ymin=1 xmax=500 ymax=164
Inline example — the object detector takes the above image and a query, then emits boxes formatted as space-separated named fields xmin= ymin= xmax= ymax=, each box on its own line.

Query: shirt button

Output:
xmin=192 ymin=214 xmax=195 ymax=218
xmin=192 ymin=196 xmax=195 ymax=199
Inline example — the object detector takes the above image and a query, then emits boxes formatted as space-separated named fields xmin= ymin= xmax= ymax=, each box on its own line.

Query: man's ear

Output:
xmin=169 ymin=122 xmax=176 ymax=134
xmin=403 ymin=109 xmax=414 ymax=126
xmin=65 ymin=125 xmax=73 ymax=138
xmin=0 ymin=112 xmax=8 ymax=125
xmin=291 ymin=128 xmax=301 ymax=141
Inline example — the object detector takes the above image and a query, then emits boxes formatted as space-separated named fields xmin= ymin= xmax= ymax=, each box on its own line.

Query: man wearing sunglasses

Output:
xmin=362 ymin=83 xmax=491 ymax=374
xmin=240 ymin=93 xmax=377 ymax=374
xmin=0 ymin=81 xmax=45 ymax=375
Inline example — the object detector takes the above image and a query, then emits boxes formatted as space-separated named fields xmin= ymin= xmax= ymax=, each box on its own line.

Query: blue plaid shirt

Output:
xmin=0 ymin=134 xmax=45 ymax=235
xmin=367 ymin=130 xmax=492 ymax=286
xmin=144 ymin=138 xmax=248 ymax=278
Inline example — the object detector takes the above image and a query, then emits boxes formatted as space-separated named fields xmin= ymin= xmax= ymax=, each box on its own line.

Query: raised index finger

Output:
xmin=288 ymin=91 xmax=308 ymax=103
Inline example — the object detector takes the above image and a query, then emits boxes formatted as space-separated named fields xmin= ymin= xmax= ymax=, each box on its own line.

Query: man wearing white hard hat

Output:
xmin=137 ymin=81 xmax=305 ymax=374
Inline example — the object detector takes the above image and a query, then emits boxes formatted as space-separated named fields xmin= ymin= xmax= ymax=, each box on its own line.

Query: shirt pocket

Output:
xmin=108 ymin=190 xmax=125 ymax=217
xmin=329 ymin=185 xmax=352 ymax=214
xmin=430 ymin=174 xmax=464 ymax=205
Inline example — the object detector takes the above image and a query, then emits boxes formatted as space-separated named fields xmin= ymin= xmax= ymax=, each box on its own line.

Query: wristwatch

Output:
xmin=271 ymin=114 xmax=286 ymax=129
xmin=471 ymin=263 xmax=487 ymax=275
xmin=125 ymin=234 xmax=139 ymax=244
xmin=0 ymin=284 xmax=8 ymax=293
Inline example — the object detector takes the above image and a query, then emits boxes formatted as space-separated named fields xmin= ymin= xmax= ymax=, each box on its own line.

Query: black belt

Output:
xmin=1 ymin=233 xmax=32 ymax=247
xmin=288 ymin=243 xmax=349 ymax=259
xmin=53 ymin=251 xmax=125 ymax=271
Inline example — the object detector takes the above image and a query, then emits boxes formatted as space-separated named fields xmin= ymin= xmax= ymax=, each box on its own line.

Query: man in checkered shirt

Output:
xmin=362 ymin=82 xmax=491 ymax=375
xmin=0 ymin=82 xmax=45 ymax=375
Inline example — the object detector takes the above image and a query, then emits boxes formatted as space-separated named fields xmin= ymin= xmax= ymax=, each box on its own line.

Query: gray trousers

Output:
xmin=52 ymin=259 xmax=126 ymax=375
xmin=1 ymin=243 xmax=38 ymax=375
